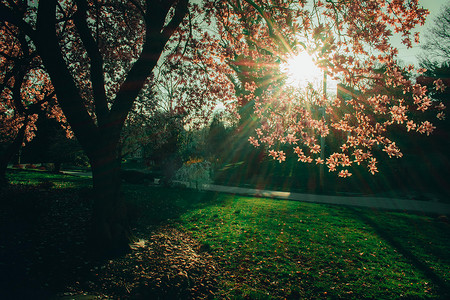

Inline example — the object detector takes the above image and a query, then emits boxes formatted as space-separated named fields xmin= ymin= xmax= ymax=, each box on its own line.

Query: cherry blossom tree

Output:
xmin=211 ymin=0 xmax=445 ymax=178
xmin=0 ymin=22 xmax=68 ymax=185
xmin=0 ymin=0 xmax=209 ymax=256
xmin=0 ymin=0 xmax=445 ymax=256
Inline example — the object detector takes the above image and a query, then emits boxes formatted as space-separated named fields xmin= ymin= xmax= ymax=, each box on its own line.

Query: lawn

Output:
xmin=1 ymin=169 xmax=449 ymax=299
xmin=6 ymin=167 xmax=92 ymax=189
xmin=178 ymin=195 xmax=450 ymax=299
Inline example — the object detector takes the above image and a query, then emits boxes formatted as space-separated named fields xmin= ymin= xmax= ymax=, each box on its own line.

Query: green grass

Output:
xmin=4 ymin=170 xmax=450 ymax=299
xmin=6 ymin=168 xmax=91 ymax=189
xmin=176 ymin=195 xmax=450 ymax=299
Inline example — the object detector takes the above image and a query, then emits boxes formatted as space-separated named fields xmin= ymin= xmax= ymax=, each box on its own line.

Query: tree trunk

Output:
xmin=88 ymin=140 xmax=133 ymax=258
xmin=0 ymin=121 xmax=28 ymax=186
xmin=53 ymin=161 xmax=61 ymax=174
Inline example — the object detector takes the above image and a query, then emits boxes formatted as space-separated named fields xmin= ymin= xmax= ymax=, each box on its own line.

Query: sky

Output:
xmin=392 ymin=0 xmax=448 ymax=66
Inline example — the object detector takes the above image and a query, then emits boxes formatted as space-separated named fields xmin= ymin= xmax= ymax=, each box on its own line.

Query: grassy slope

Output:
xmin=3 ymin=170 xmax=450 ymax=299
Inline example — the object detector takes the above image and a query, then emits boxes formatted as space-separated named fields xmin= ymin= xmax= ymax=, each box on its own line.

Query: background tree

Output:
xmin=220 ymin=49 xmax=280 ymax=181
xmin=416 ymin=0 xmax=450 ymax=173
xmin=19 ymin=113 xmax=87 ymax=173
xmin=415 ymin=17 xmax=450 ymax=197
xmin=418 ymin=2 xmax=450 ymax=69
xmin=206 ymin=113 xmax=230 ymax=163
xmin=119 ymin=87 xmax=158 ymax=161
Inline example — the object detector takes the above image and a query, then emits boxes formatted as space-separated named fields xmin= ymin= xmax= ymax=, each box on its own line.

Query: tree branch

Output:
xmin=0 ymin=2 xmax=36 ymax=40
xmin=35 ymin=0 xmax=98 ymax=157
xmin=11 ymin=67 xmax=27 ymax=115
xmin=161 ymin=0 xmax=189 ymax=38
xmin=128 ymin=0 xmax=145 ymax=17
xmin=108 ymin=0 xmax=188 ymax=144
xmin=26 ymin=91 xmax=57 ymax=115
xmin=73 ymin=0 xmax=109 ymax=126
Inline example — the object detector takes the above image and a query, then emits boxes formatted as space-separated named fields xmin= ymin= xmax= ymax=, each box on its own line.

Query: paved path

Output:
xmin=61 ymin=170 xmax=93 ymax=177
xmin=183 ymin=182 xmax=450 ymax=215
xmin=58 ymin=169 xmax=450 ymax=215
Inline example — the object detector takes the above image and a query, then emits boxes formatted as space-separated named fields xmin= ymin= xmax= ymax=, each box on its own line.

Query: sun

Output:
xmin=281 ymin=52 xmax=323 ymax=89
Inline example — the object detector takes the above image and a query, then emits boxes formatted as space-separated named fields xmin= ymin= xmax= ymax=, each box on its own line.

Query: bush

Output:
xmin=43 ymin=163 xmax=56 ymax=172
xmin=73 ymin=151 xmax=90 ymax=167
xmin=174 ymin=160 xmax=212 ymax=189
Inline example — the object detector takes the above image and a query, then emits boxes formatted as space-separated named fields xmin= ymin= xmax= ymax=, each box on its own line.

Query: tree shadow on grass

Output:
xmin=0 ymin=184 xmax=94 ymax=299
xmin=0 ymin=182 xmax=223 ymax=299
xmin=124 ymin=184 xmax=226 ymax=228
xmin=349 ymin=207 xmax=450 ymax=297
